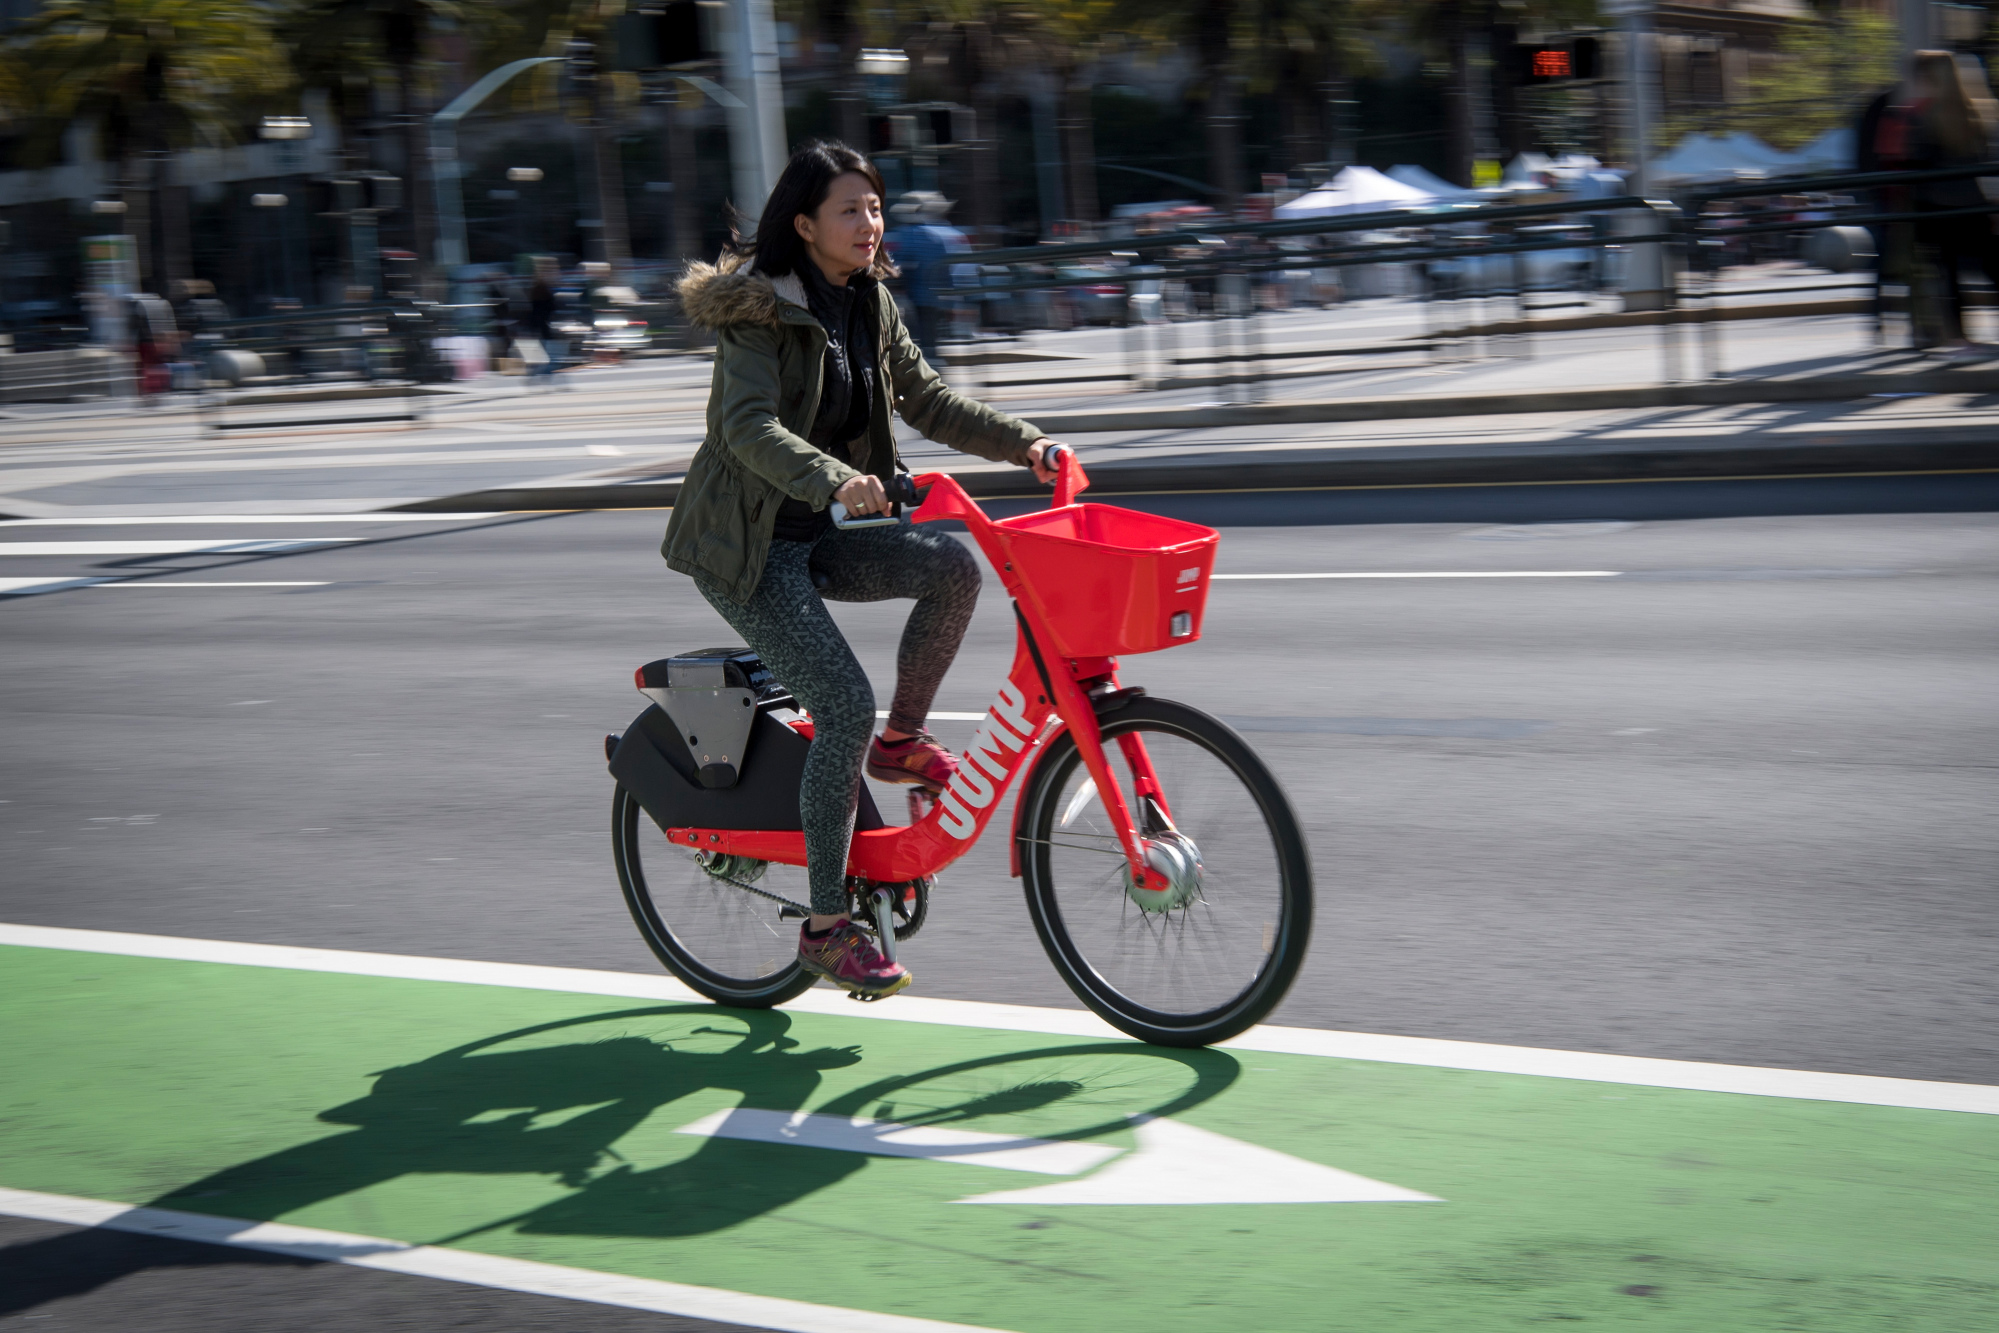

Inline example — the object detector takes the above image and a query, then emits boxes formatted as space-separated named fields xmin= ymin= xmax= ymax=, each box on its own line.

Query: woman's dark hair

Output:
xmin=744 ymin=140 xmax=887 ymax=277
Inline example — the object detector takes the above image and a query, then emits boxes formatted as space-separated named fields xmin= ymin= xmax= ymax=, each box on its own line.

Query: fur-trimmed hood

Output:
xmin=676 ymin=248 xmax=898 ymax=330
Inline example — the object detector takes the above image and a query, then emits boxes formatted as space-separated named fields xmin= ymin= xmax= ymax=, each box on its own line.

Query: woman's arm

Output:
xmin=714 ymin=323 xmax=863 ymax=508
xmin=880 ymin=291 xmax=1044 ymax=464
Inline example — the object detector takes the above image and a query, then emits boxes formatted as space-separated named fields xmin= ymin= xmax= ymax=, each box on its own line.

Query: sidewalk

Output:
xmin=3 ymin=302 xmax=1996 ymax=518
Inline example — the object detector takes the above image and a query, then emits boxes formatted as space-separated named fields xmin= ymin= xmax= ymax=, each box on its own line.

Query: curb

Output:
xmin=392 ymin=433 xmax=1999 ymax=514
xmin=1023 ymin=369 xmax=1999 ymax=434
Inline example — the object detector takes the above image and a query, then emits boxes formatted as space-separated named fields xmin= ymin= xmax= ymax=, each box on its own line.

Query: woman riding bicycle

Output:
xmin=666 ymin=140 xmax=1061 ymax=1001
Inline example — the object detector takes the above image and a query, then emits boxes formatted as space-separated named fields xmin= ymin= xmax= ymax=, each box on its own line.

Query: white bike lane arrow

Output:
xmin=676 ymin=1108 xmax=1439 ymax=1205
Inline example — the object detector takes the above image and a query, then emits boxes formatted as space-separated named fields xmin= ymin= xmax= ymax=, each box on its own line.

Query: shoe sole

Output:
xmin=866 ymin=763 xmax=947 ymax=795
xmin=799 ymin=957 xmax=913 ymax=999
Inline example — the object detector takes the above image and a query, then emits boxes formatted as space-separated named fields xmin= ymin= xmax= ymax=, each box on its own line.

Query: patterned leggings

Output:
xmin=691 ymin=522 xmax=981 ymax=914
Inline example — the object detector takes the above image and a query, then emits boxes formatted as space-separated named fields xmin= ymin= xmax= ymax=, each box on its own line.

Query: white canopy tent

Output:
xmin=1648 ymin=132 xmax=1806 ymax=183
xmin=1387 ymin=164 xmax=1481 ymax=200
xmin=1274 ymin=165 xmax=1439 ymax=218
xmin=1501 ymin=152 xmax=1603 ymax=188
xmin=1795 ymin=126 xmax=1856 ymax=174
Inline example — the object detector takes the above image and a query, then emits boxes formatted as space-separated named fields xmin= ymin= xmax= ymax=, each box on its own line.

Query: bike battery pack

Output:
xmin=608 ymin=702 xmax=884 ymax=835
xmin=634 ymin=648 xmax=779 ymax=789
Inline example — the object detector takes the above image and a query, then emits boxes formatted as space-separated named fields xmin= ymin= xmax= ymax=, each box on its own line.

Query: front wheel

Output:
xmin=1018 ymin=698 xmax=1312 ymax=1046
xmin=613 ymin=785 xmax=815 ymax=1007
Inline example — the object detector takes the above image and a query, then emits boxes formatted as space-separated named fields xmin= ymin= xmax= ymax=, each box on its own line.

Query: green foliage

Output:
xmin=3 ymin=0 xmax=289 ymax=166
xmin=1667 ymin=10 xmax=1900 ymax=151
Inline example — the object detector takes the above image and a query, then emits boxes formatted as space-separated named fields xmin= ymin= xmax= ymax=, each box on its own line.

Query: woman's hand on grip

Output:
xmin=833 ymin=473 xmax=889 ymax=516
xmin=1027 ymin=439 xmax=1068 ymax=486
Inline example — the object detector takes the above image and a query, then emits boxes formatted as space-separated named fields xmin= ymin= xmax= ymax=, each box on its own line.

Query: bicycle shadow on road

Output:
xmin=0 ymin=1004 xmax=1239 ymax=1316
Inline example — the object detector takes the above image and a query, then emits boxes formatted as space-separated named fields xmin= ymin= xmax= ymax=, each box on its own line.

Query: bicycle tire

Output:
xmin=613 ymin=784 xmax=815 ymax=1008
xmin=1017 ymin=697 xmax=1312 ymax=1047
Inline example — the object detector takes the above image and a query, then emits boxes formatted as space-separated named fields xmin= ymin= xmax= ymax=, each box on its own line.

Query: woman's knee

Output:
xmin=805 ymin=679 xmax=877 ymax=747
xmin=915 ymin=530 xmax=981 ymax=600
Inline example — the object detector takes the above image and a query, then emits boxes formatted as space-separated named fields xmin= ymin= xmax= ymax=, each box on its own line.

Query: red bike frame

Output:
xmin=661 ymin=453 xmax=1181 ymax=895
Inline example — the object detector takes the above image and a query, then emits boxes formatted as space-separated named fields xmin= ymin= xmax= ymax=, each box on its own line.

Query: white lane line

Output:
xmin=2 ymin=923 xmax=1993 ymax=1114
xmin=87 ymin=581 xmax=332 ymax=589
xmin=678 ymin=1108 xmax=1121 ymax=1175
xmin=875 ymin=711 xmax=988 ymax=722
xmin=0 ymin=514 xmax=501 ymax=526
xmin=1211 ymin=571 xmax=1622 ymax=580
xmin=0 ymin=576 xmax=112 ymax=595
xmin=0 ymin=539 xmax=356 ymax=556
xmin=0 ymin=1186 xmax=1014 ymax=1333
xmin=1 ymin=578 xmax=331 ymax=594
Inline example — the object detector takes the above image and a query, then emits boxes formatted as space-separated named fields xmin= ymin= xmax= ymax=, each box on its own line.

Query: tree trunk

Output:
xmin=1200 ymin=0 xmax=1241 ymax=211
xmin=123 ymin=156 xmax=154 ymax=295
xmin=151 ymin=119 xmax=192 ymax=293
xmin=591 ymin=78 xmax=632 ymax=274
xmin=816 ymin=0 xmax=864 ymax=149
xmin=1322 ymin=59 xmax=1354 ymax=170
xmin=1487 ymin=12 xmax=1529 ymax=160
xmin=398 ymin=61 xmax=436 ymax=283
xmin=1059 ymin=66 xmax=1098 ymax=227
xmin=665 ymin=94 xmax=702 ymax=265
xmin=1276 ymin=48 xmax=1315 ymax=172
xmin=1444 ymin=9 xmax=1475 ymax=187
xmin=965 ymin=23 xmax=1001 ymax=238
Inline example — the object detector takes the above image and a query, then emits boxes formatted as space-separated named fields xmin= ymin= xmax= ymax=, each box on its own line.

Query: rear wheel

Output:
xmin=613 ymin=785 xmax=814 ymax=1007
xmin=1018 ymin=698 xmax=1312 ymax=1046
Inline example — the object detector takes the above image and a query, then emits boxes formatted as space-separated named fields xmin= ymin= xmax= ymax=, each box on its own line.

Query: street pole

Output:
xmin=722 ymin=0 xmax=787 ymax=215
xmin=1900 ymin=0 xmax=1932 ymax=64
xmin=431 ymin=57 xmax=566 ymax=272
xmin=1604 ymin=0 xmax=1669 ymax=312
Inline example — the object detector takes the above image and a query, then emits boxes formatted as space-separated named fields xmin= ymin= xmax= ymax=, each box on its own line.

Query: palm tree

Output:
xmin=1242 ymin=0 xmax=1379 ymax=174
xmin=1114 ymin=0 xmax=1245 ymax=210
xmin=289 ymin=0 xmax=468 ymax=279
xmin=7 ymin=0 xmax=288 ymax=292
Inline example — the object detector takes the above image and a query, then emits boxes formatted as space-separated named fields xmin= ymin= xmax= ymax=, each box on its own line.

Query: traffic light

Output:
xmin=613 ymin=1 xmax=715 ymax=71
xmin=1515 ymin=38 xmax=1599 ymax=84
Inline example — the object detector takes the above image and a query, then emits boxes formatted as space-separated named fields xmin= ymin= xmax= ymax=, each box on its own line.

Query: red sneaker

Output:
xmin=798 ymin=918 xmax=912 ymax=999
xmin=867 ymin=732 xmax=958 ymax=794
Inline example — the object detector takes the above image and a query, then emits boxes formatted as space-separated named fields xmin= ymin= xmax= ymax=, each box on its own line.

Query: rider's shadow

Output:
xmin=151 ymin=1006 xmax=866 ymax=1239
xmin=0 ymin=1006 xmax=859 ymax=1317
xmin=0 ymin=1007 xmax=1241 ymax=1318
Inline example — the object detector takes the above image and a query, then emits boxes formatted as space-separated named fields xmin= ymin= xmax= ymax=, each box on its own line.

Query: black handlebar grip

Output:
xmin=887 ymin=474 xmax=928 ymax=506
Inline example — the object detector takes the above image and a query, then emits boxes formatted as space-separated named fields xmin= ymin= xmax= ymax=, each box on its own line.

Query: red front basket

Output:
xmin=995 ymin=503 xmax=1219 ymax=657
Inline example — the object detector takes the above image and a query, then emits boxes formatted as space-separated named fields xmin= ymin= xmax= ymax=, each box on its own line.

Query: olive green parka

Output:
xmin=662 ymin=250 xmax=1043 ymax=603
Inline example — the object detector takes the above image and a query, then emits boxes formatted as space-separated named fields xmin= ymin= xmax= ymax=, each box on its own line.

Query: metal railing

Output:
xmin=194 ymin=302 xmax=448 ymax=432
xmin=919 ymin=161 xmax=1999 ymax=396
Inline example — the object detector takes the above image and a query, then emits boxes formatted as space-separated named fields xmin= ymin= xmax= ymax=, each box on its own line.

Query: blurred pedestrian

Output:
xmin=886 ymin=191 xmax=967 ymax=366
xmin=1904 ymin=52 xmax=1999 ymax=358
xmin=524 ymin=261 xmax=563 ymax=389
xmin=125 ymin=291 xmax=178 ymax=403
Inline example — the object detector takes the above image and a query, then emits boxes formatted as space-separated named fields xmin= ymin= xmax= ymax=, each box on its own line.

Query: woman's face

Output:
xmin=795 ymin=171 xmax=883 ymax=279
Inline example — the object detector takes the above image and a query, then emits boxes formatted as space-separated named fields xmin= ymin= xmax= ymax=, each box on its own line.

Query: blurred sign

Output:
xmin=82 ymin=235 xmax=136 ymax=294
xmin=1473 ymin=160 xmax=1501 ymax=188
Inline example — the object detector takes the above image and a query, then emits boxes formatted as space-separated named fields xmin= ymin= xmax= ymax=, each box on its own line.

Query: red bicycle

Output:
xmin=608 ymin=449 xmax=1311 ymax=1046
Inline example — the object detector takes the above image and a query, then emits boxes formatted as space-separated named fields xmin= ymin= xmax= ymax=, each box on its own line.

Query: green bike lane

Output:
xmin=3 ymin=927 xmax=1995 ymax=1332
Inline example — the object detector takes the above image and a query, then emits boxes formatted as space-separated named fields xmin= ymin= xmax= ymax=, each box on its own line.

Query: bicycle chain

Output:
xmin=704 ymin=869 xmax=813 ymax=918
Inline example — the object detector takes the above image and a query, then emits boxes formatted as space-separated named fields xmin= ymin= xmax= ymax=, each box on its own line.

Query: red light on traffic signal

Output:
xmin=1532 ymin=49 xmax=1571 ymax=78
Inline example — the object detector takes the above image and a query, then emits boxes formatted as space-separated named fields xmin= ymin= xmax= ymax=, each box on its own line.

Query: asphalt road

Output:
xmin=4 ymin=478 xmax=1995 ymax=1329
xmin=3 ymin=479 xmax=1993 ymax=1088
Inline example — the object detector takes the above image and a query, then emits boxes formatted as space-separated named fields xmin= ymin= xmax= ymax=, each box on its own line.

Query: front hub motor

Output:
xmin=1124 ymin=833 xmax=1203 ymax=913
